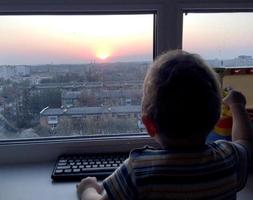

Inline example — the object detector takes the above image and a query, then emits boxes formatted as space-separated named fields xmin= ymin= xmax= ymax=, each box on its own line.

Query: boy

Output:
xmin=77 ymin=50 xmax=253 ymax=200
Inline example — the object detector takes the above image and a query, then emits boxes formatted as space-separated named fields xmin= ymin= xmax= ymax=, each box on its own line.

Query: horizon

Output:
xmin=0 ymin=13 xmax=253 ymax=65
xmin=0 ymin=60 xmax=152 ymax=67
xmin=0 ymin=14 xmax=153 ymax=65
xmin=0 ymin=55 xmax=253 ymax=66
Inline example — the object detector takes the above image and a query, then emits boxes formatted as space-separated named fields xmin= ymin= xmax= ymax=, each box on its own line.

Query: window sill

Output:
xmin=0 ymin=134 xmax=158 ymax=164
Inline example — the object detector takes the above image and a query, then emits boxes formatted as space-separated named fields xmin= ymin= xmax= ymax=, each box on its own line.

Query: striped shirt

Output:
xmin=103 ymin=140 xmax=249 ymax=200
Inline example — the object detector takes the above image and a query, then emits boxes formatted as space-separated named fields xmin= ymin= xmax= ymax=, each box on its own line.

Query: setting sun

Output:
xmin=97 ymin=52 xmax=110 ymax=60
xmin=95 ymin=46 xmax=111 ymax=61
xmin=0 ymin=15 xmax=153 ymax=64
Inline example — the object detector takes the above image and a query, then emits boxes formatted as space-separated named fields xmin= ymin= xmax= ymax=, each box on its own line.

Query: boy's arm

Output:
xmin=77 ymin=177 xmax=109 ymax=200
xmin=223 ymin=90 xmax=253 ymax=158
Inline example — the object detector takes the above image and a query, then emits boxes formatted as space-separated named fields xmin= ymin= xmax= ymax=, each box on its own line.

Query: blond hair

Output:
xmin=142 ymin=50 xmax=221 ymax=139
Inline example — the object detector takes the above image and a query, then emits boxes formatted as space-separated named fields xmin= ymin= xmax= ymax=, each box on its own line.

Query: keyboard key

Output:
xmin=55 ymin=169 xmax=63 ymax=174
xmin=58 ymin=162 xmax=67 ymax=166
xmin=73 ymin=169 xmax=81 ymax=173
xmin=64 ymin=169 xmax=72 ymax=173
xmin=57 ymin=166 xmax=70 ymax=169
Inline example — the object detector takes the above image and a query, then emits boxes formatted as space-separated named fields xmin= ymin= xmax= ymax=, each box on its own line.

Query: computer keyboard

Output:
xmin=51 ymin=153 xmax=129 ymax=182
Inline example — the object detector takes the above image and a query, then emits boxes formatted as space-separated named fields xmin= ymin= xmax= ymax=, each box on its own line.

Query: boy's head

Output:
xmin=142 ymin=50 xmax=221 ymax=142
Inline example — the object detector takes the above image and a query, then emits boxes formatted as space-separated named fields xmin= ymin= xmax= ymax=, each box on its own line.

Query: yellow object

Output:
xmin=213 ymin=90 xmax=232 ymax=136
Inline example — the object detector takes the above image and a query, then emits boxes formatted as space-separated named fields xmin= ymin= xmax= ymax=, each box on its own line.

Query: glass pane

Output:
xmin=0 ymin=14 xmax=153 ymax=139
xmin=183 ymin=13 xmax=253 ymax=108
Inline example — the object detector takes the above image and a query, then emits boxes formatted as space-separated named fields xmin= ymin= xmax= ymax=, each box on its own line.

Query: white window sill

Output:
xmin=0 ymin=134 xmax=158 ymax=164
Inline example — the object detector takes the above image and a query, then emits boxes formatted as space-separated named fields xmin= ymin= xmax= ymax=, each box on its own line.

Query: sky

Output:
xmin=183 ymin=13 xmax=253 ymax=60
xmin=1 ymin=13 xmax=253 ymax=65
xmin=0 ymin=15 xmax=153 ymax=65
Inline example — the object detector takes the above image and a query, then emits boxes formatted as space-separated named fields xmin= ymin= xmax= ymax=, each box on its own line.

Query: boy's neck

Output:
xmin=157 ymin=135 xmax=207 ymax=151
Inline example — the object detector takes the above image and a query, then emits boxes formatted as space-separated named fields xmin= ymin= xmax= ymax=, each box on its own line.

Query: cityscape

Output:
xmin=0 ymin=61 xmax=148 ymax=139
xmin=0 ymin=55 xmax=253 ymax=139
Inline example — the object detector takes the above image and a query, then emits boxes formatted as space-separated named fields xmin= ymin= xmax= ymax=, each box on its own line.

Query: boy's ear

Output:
xmin=142 ymin=115 xmax=157 ymax=137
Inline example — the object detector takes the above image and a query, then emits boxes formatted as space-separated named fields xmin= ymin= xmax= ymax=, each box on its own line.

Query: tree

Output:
xmin=55 ymin=117 xmax=73 ymax=136
xmin=40 ymin=73 xmax=84 ymax=83
xmin=16 ymin=88 xmax=33 ymax=128
xmin=78 ymin=90 xmax=98 ymax=106
xmin=30 ymin=89 xmax=61 ymax=114
xmin=82 ymin=116 xmax=138 ymax=135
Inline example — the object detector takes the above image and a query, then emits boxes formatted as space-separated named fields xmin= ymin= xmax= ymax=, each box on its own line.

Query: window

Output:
xmin=1 ymin=0 xmax=253 ymax=163
xmin=47 ymin=116 xmax=58 ymax=125
xmin=0 ymin=14 xmax=153 ymax=140
xmin=183 ymin=12 xmax=253 ymax=108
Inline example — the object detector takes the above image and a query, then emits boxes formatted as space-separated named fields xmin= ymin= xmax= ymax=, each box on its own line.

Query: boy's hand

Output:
xmin=223 ymin=90 xmax=253 ymax=160
xmin=223 ymin=90 xmax=246 ymax=108
xmin=76 ymin=177 xmax=103 ymax=199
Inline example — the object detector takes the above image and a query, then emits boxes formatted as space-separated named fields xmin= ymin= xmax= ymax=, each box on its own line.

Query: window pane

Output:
xmin=183 ymin=13 xmax=253 ymax=108
xmin=0 ymin=14 xmax=153 ymax=139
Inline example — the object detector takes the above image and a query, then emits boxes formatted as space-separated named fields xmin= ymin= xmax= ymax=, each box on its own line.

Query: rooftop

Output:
xmin=40 ymin=105 xmax=141 ymax=116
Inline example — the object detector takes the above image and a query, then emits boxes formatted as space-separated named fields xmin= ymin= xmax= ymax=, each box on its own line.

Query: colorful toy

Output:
xmin=207 ymin=90 xmax=232 ymax=142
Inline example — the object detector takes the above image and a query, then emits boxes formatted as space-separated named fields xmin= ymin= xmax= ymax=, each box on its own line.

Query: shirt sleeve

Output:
xmin=103 ymin=158 xmax=138 ymax=200
xmin=232 ymin=142 xmax=249 ymax=191
xmin=215 ymin=140 xmax=249 ymax=191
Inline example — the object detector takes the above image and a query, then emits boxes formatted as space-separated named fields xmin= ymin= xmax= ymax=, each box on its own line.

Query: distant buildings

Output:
xmin=16 ymin=66 xmax=30 ymax=76
xmin=238 ymin=55 xmax=252 ymax=60
xmin=234 ymin=55 xmax=253 ymax=67
xmin=40 ymin=105 xmax=141 ymax=129
xmin=0 ymin=66 xmax=15 ymax=79
xmin=53 ymin=80 xmax=143 ymax=108
xmin=0 ymin=65 xmax=30 ymax=80
xmin=62 ymin=91 xmax=82 ymax=107
xmin=206 ymin=55 xmax=253 ymax=68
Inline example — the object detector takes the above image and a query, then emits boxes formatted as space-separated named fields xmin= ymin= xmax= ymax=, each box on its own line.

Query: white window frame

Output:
xmin=0 ymin=0 xmax=253 ymax=164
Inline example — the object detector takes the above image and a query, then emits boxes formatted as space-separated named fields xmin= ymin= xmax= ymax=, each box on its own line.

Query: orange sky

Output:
xmin=1 ymin=13 xmax=252 ymax=65
xmin=0 ymin=15 xmax=153 ymax=65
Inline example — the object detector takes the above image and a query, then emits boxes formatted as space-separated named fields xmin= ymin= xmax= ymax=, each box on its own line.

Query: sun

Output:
xmin=95 ymin=46 xmax=111 ymax=61
xmin=97 ymin=52 xmax=110 ymax=60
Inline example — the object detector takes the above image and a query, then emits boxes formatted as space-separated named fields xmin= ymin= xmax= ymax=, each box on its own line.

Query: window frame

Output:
xmin=1 ymin=0 xmax=253 ymax=164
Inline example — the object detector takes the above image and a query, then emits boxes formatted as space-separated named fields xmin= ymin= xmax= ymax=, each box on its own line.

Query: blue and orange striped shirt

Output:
xmin=103 ymin=140 xmax=248 ymax=200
